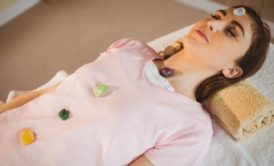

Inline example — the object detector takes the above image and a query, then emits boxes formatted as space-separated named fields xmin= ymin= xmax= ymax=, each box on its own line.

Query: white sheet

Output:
xmin=3 ymin=25 xmax=274 ymax=166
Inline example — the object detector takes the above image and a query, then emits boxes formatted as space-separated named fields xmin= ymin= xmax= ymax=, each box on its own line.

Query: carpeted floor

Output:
xmin=0 ymin=0 xmax=208 ymax=101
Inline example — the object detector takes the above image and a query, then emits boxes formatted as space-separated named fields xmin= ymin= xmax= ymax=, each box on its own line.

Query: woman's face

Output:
xmin=183 ymin=7 xmax=254 ymax=76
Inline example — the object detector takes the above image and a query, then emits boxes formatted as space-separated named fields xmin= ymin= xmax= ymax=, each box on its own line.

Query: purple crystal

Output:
xmin=159 ymin=67 xmax=173 ymax=78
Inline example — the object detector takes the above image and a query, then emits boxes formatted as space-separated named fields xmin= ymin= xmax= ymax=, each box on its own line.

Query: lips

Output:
xmin=195 ymin=30 xmax=209 ymax=43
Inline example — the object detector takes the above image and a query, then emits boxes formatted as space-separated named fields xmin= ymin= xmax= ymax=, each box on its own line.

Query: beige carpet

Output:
xmin=0 ymin=0 xmax=208 ymax=101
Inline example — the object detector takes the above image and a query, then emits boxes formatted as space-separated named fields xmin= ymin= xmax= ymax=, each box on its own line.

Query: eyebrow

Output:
xmin=231 ymin=20 xmax=245 ymax=37
xmin=216 ymin=9 xmax=245 ymax=37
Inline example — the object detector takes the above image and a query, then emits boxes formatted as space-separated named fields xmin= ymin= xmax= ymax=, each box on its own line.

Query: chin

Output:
xmin=183 ymin=38 xmax=209 ymax=59
xmin=185 ymin=31 xmax=206 ymax=48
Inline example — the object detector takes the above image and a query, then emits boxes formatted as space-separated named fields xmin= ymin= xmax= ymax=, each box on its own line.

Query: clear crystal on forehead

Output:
xmin=233 ymin=7 xmax=246 ymax=16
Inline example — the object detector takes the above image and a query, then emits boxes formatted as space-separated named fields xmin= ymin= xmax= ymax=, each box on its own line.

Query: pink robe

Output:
xmin=0 ymin=38 xmax=213 ymax=166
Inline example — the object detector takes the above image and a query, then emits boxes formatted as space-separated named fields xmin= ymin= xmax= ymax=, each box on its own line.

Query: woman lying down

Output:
xmin=0 ymin=5 xmax=270 ymax=166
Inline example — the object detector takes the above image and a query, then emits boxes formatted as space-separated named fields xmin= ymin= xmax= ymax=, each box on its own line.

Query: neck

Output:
xmin=154 ymin=49 xmax=216 ymax=101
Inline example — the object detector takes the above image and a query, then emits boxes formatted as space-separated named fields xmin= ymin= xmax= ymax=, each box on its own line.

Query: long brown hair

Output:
xmin=195 ymin=5 xmax=271 ymax=103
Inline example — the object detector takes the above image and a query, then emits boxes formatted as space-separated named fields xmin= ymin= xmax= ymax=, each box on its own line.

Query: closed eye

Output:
xmin=210 ymin=13 xmax=220 ymax=20
xmin=211 ymin=9 xmax=226 ymax=20
xmin=225 ymin=27 xmax=237 ymax=38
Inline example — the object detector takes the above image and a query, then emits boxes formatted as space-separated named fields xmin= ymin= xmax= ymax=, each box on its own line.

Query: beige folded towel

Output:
xmin=203 ymin=80 xmax=274 ymax=141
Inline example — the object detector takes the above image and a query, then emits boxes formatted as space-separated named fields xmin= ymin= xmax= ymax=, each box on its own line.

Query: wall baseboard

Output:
xmin=0 ymin=0 xmax=40 ymax=27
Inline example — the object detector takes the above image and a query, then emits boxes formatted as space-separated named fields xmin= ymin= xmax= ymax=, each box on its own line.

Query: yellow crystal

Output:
xmin=20 ymin=128 xmax=36 ymax=146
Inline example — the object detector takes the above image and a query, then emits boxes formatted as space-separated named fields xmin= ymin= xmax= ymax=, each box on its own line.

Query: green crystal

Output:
xmin=59 ymin=109 xmax=70 ymax=120
xmin=94 ymin=83 xmax=109 ymax=97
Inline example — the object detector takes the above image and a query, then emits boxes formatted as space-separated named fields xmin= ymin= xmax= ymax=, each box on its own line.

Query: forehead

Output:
xmin=226 ymin=8 xmax=252 ymax=26
xmin=215 ymin=8 xmax=253 ymax=39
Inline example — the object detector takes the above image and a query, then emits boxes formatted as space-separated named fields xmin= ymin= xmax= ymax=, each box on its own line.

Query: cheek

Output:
xmin=184 ymin=35 xmax=239 ymax=70
xmin=184 ymin=32 xmax=229 ymax=57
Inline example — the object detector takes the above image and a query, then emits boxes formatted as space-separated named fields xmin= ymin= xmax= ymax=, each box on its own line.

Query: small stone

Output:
xmin=158 ymin=51 xmax=165 ymax=57
xmin=159 ymin=67 xmax=173 ymax=78
xmin=59 ymin=109 xmax=71 ymax=120
xmin=164 ymin=46 xmax=175 ymax=56
xmin=20 ymin=128 xmax=36 ymax=146
xmin=173 ymin=41 xmax=184 ymax=52
xmin=233 ymin=7 xmax=246 ymax=16
xmin=94 ymin=83 xmax=109 ymax=97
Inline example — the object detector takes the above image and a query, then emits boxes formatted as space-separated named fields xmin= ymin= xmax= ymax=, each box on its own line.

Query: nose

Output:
xmin=207 ymin=20 xmax=227 ymax=32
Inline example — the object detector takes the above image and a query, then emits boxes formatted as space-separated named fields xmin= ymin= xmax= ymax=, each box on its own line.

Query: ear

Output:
xmin=222 ymin=66 xmax=243 ymax=78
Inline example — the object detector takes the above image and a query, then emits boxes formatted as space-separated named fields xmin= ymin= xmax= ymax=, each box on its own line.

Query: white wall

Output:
xmin=0 ymin=0 xmax=40 ymax=27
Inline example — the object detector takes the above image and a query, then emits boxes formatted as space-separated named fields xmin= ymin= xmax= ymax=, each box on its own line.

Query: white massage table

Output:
xmin=4 ymin=25 xmax=274 ymax=166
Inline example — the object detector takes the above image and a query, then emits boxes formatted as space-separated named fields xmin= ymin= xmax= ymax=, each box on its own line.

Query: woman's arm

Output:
xmin=0 ymin=82 xmax=61 ymax=113
xmin=128 ymin=154 xmax=153 ymax=166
